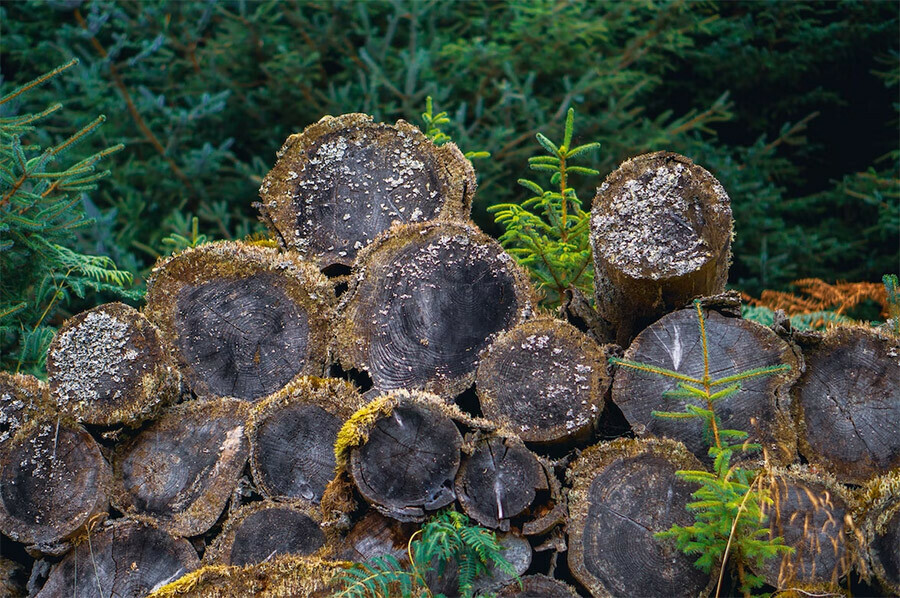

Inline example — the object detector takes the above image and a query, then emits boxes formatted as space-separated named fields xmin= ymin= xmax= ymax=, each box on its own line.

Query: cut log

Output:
xmin=249 ymin=377 xmax=366 ymax=504
xmin=793 ymin=327 xmax=900 ymax=484
xmin=0 ymin=372 xmax=53 ymax=444
xmin=111 ymin=398 xmax=250 ymax=537
xmin=475 ymin=317 xmax=609 ymax=444
xmin=591 ymin=151 xmax=733 ymax=344
xmin=333 ymin=509 xmax=415 ymax=564
xmin=46 ymin=302 xmax=180 ymax=427
xmin=337 ymin=221 xmax=535 ymax=398
xmin=256 ymin=113 xmax=475 ymax=268
xmin=204 ymin=502 xmax=326 ymax=566
xmin=857 ymin=471 xmax=900 ymax=595
xmin=455 ymin=434 xmax=548 ymax=531
xmin=753 ymin=466 xmax=858 ymax=590
xmin=0 ymin=418 xmax=110 ymax=547
xmin=426 ymin=531 xmax=531 ymax=596
xmin=567 ymin=438 xmax=714 ymax=598
xmin=497 ymin=574 xmax=580 ymax=597
xmin=612 ymin=305 xmax=800 ymax=465
xmin=36 ymin=520 xmax=199 ymax=598
xmin=144 ymin=241 xmax=334 ymax=401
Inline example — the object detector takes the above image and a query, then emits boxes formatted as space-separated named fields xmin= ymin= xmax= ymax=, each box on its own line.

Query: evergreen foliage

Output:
xmin=611 ymin=300 xmax=793 ymax=597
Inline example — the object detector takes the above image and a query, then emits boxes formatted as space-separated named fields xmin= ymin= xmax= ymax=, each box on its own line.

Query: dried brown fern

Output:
xmin=744 ymin=278 xmax=890 ymax=324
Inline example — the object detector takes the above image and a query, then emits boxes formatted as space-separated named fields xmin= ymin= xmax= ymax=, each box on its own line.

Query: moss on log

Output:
xmin=857 ymin=471 xmax=900 ymax=595
xmin=0 ymin=372 xmax=53 ymax=444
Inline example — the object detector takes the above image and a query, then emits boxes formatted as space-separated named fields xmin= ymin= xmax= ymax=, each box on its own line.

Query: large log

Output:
xmin=336 ymin=221 xmax=535 ymax=398
xmin=857 ymin=471 xmax=900 ymax=595
xmin=46 ymin=302 xmax=180 ymax=427
xmin=144 ymin=241 xmax=334 ymax=401
xmin=0 ymin=372 xmax=53 ymax=444
xmin=612 ymin=305 xmax=800 ymax=465
xmin=793 ymin=326 xmax=900 ymax=484
xmin=256 ymin=113 xmax=475 ymax=268
xmin=111 ymin=398 xmax=250 ymax=537
xmin=591 ymin=151 xmax=733 ymax=344
xmin=475 ymin=317 xmax=609 ymax=445
xmin=567 ymin=438 xmax=714 ymax=598
xmin=35 ymin=520 xmax=199 ymax=598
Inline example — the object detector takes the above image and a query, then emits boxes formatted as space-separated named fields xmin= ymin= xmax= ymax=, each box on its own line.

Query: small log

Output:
xmin=337 ymin=220 xmax=535 ymax=398
xmin=333 ymin=509 xmax=415 ymax=564
xmin=111 ymin=398 xmax=250 ymax=537
xmin=0 ymin=372 xmax=53 ymax=444
xmin=793 ymin=326 xmax=900 ymax=484
xmin=612 ymin=305 xmax=800 ymax=464
xmin=591 ymin=151 xmax=733 ymax=344
xmin=475 ymin=317 xmax=609 ymax=444
xmin=455 ymin=433 xmax=548 ymax=531
xmin=425 ymin=531 xmax=531 ymax=596
xmin=249 ymin=377 xmax=366 ymax=504
xmin=857 ymin=471 xmax=900 ymax=595
xmin=46 ymin=302 xmax=180 ymax=427
xmin=36 ymin=520 xmax=199 ymax=598
xmin=204 ymin=502 xmax=326 ymax=567
xmin=0 ymin=418 xmax=110 ymax=547
xmin=567 ymin=438 xmax=714 ymax=598
xmin=257 ymin=113 xmax=475 ymax=268
xmin=144 ymin=241 xmax=334 ymax=401
xmin=497 ymin=574 xmax=580 ymax=597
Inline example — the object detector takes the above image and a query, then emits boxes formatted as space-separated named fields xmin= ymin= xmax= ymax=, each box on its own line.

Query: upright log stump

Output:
xmin=591 ymin=152 xmax=732 ymax=344
xmin=857 ymin=471 xmax=900 ymax=596
xmin=793 ymin=327 xmax=900 ymax=484
xmin=46 ymin=302 xmax=180 ymax=426
xmin=337 ymin=221 xmax=534 ymax=397
xmin=145 ymin=241 xmax=333 ymax=401
xmin=257 ymin=113 xmax=475 ymax=267
xmin=112 ymin=398 xmax=250 ymax=537
xmin=0 ymin=372 xmax=52 ymax=443
xmin=476 ymin=317 xmax=608 ymax=445
xmin=567 ymin=438 xmax=713 ymax=598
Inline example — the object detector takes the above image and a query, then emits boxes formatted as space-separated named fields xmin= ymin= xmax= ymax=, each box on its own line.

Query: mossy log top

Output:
xmin=475 ymin=317 xmax=609 ymax=444
xmin=567 ymin=437 xmax=714 ymax=598
xmin=112 ymin=398 xmax=250 ymax=537
xmin=497 ymin=574 xmax=580 ymax=597
xmin=856 ymin=471 xmax=900 ymax=595
xmin=46 ymin=302 xmax=180 ymax=427
xmin=612 ymin=305 xmax=800 ymax=465
xmin=793 ymin=326 xmax=900 ymax=484
xmin=337 ymin=220 xmax=535 ymax=398
xmin=144 ymin=241 xmax=334 ymax=401
xmin=0 ymin=371 xmax=52 ymax=443
xmin=257 ymin=113 xmax=475 ymax=267
xmin=591 ymin=151 xmax=732 ymax=344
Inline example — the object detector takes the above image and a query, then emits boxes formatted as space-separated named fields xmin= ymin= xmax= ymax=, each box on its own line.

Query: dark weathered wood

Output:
xmin=249 ymin=377 xmax=366 ymax=505
xmin=333 ymin=509 xmax=415 ymax=564
xmin=793 ymin=327 xmax=900 ymax=484
xmin=0 ymin=418 xmax=110 ymax=547
xmin=46 ymin=302 xmax=180 ymax=426
xmin=0 ymin=372 xmax=52 ymax=444
xmin=497 ymin=574 xmax=580 ymax=597
xmin=857 ymin=471 xmax=899 ymax=595
xmin=612 ymin=306 xmax=800 ymax=465
xmin=112 ymin=398 xmax=250 ymax=537
xmin=0 ymin=557 xmax=24 ymax=598
xmin=567 ymin=438 xmax=713 ymax=598
xmin=455 ymin=434 xmax=548 ymax=531
xmin=337 ymin=221 xmax=535 ymax=398
xmin=591 ymin=151 xmax=733 ymax=344
xmin=36 ymin=520 xmax=199 ymax=598
xmin=256 ymin=113 xmax=475 ymax=268
xmin=144 ymin=241 xmax=334 ymax=401
xmin=204 ymin=502 xmax=326 ymax=567
xmin=426 ymin=531 xmax=532 ymax=596
xmin=475 ymin=317 xmax=609 ymax=444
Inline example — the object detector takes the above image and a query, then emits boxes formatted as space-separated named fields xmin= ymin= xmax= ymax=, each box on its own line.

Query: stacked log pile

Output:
xmin=1 ymin=113 xmax=897 ymax=598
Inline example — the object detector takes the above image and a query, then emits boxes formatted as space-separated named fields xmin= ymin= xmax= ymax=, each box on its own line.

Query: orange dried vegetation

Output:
xmin=743 ymin=278 xmax=890 ymax=318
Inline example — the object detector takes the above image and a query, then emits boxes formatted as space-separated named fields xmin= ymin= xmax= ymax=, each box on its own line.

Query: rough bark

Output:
xmin=36 ymin=520 xmax=199 ymax=598
xmin=475 ymin=317 xmax=609 ymax=444
xmin=332 ymin=509 xmax=415 ymax=564
xmin=591 ymin=151 xmax=733 ymax=344
xmin=497 ymin=574 xmax=580 ymax=597
xmin=793 ymin=326 xmax=900 ymax=484
xmin=612 ymin=306 xmax=800 ymax=465
xmin=256 ymin=113 xmax=475 ymax=268
xmin=0 ymin=372 xmax=52 ymax=444
xmin=857 ymin=471 xmax=900 ymax=595
xmin=111 ymin=398 xmax=250 ymax=537
xmin=567 ymin=438 xmax=714 ymax=598
xmin=46 ymin=302 xmax=180 ymax=427
xmin=144 ymin=241 xmax=334 ymax=401
xmin=337 ymin=221 xmax=535 ymax=398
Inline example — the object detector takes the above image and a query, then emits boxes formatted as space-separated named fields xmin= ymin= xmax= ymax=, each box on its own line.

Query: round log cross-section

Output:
xmin=257 ymin=113 xmax=475 ymax=267
xmin=476 ymin=317 xmax=608 ymax=444
xmin=567 ymin=438 xmax=713 ymax=598
xmin=858 ymin=471 xmax=900 ymax=595
xmin=0 ymin=418 xmax=110 ymax=547
xmin=112 ymin=398 xmax=250 ymax=537
xmin=591 ymin=151 xmax=732 ymax=344
xmin=793 ymin=327 xmax=900 ymax=484
xmin=46 ymin=302 xmax=179 ymax=426
xmin=144 ymin=241 xmax=334 ymax=401
xmin=612 ymin=306 xmax=799 ymax=465
xmin=337 ymin=221 xmax=534 ymax=398
xmin=0 ymin=372 xmax=52 ymax=444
